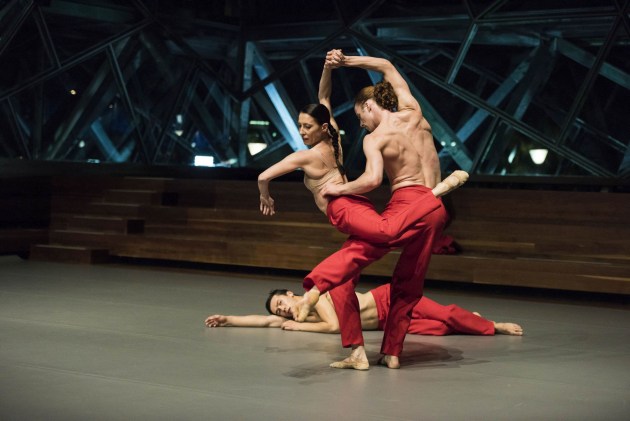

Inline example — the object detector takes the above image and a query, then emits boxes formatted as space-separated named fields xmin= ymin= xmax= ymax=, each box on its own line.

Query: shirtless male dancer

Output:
xmin=293 ymin=50 xmax=454 ymax=369
xmin=204 ymin=285 xmax=524 ymax=337
xmin=257 ymin=58 xmax=467 ymax=242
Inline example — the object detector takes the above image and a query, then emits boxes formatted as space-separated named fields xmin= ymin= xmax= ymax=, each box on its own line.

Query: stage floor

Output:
xmin=0 ymin=255 xmax=628 ymax=420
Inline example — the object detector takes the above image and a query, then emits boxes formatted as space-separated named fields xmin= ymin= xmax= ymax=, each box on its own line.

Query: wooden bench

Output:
xmin=30 ymin=175 xmax=630 ymax=294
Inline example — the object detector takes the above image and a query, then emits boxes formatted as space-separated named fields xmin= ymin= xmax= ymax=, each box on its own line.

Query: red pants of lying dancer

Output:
xmin=370 ymin=284 xmax=495 ymax=335
xmin=304 ymin=185 xmax=448 ymax=357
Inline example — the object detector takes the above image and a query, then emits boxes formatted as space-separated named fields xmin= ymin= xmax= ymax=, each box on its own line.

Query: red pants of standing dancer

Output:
xmin=370 ymin=284 xmax=495 ymax=335
xmin=305 ymin=185 xmax=447 ymax=356
xmin=326 ymin=192 xmax=440 ymax=243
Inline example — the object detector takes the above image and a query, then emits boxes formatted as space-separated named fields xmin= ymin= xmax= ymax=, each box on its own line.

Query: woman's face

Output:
xmin=298 ymin=113 xmax=327 ymax=146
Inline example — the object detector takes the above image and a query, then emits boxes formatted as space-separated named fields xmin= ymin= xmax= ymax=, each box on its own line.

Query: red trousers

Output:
xmin=326 ymin=193 xmax=441 ymax=243
xmin=370 ymin=284 xmax=495 ymax=335
xmin=305 ymin=186 xmax=447 ymax=356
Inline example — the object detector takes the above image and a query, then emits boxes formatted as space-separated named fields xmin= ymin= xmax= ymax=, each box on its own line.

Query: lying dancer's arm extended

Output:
xmin=205 ymin=314 xmax=285 ymax=328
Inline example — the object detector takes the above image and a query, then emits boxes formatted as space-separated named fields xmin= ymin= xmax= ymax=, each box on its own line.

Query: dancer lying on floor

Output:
xmin=204 ymin=283 xmax=523 ymax=337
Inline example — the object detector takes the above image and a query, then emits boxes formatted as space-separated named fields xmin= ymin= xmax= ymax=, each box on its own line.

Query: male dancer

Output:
xmin=204 ymin=286 xmax=524 ymax=338
xmin=294 ymin=50 xmax=451 ymax=369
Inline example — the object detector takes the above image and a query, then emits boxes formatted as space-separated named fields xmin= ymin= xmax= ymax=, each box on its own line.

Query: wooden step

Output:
xmin=185 ymin=207 xmax=327 ymax=224
xmin=84 ymin=202 xmax=143 ymax=217
xmin=446 ymin=219 xmax=630 ymax=262
xmin=78 ymin=202 xmax=185 ymax=221
xmin=142 ymin=220 xmax=344 ymax=245
xmin=29 ymin=244 xmax=110 ymax=264
xmin=103 ymin=189 xmax=178 ymax=206
xmin=425 ymin=254 xmax=630 ymax=295
xmin=0 ymin=228 xmax=49 ymax=256
xmin=118 ymin=177 xmax=174 ymax=190
xmin=65 ymin=215 xmax=144 ymax=234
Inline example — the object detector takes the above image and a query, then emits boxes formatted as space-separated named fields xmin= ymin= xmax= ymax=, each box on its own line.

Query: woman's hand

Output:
xmin=260 ymin=195 xmax=276 ymax=216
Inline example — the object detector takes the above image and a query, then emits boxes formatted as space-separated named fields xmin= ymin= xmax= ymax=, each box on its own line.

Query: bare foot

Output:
xmin=330 ymin=358 xmax=369 ymax=371
xmin=377 ymin=354 xmax=400 ymax=369
xmin=432 ymin=170 xmax=469 ymax=197
xmin=293 ymin=287 xmax=320 ymax=322
xmin=330 ymin=346 xmax=369 ymax=371
xmin=494 ymin=322 xmax=524 ymax=336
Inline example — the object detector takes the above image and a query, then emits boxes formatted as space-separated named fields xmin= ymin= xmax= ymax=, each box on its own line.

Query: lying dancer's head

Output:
xmin=299 ymin=104 xmax=345 ymax=176
xmin=265 ymin=289 xmax=298 ymax=319
xmin=353 ymin=81 xmax=398 ymax=132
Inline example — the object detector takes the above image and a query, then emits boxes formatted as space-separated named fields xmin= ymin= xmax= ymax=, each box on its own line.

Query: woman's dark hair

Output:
xmin=354 ymin=81 xmax=397 ymax=112
xmin=265 ymin=288 xmax=290 ymax=314
xmin=300 ymin=103 xmax=346 ymax=176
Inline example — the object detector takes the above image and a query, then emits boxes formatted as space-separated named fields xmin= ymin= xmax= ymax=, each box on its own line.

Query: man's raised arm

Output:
xmin=327 ymin=50 xmax=418 ymax=111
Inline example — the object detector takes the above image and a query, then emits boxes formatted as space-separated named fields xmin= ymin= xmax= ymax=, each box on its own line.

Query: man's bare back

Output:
xmin=368 ymin=108 xmax=441 ymax=191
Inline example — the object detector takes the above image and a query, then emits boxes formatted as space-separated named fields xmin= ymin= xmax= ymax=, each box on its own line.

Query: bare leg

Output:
xmin=293 ymin=286 xmax=320 ymax=322
xmin=330 ymin=345 xmax=369 ymax=371
xmin=432 ymin=170 xmax=469 ymax=198
xmin=494 ymin=322 xmax=524 ymax=336
xmin=377 ymin=354 xmax=400 ymax=369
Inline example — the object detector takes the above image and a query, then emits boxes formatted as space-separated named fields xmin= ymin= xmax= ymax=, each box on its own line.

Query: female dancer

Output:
xmin=257 ymin=64 xmax=467 ymax=243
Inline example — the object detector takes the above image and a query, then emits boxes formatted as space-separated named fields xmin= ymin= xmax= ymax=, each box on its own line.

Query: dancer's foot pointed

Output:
xmin=293 ymin=287 xmax=320 ymax=322
xmin=330 ymin=345 xmax=369 ymax=370
xmin=432 ymin=170 xmax=469 ymax=197
xmin=330 ymin=358 xmax=370 ymax=371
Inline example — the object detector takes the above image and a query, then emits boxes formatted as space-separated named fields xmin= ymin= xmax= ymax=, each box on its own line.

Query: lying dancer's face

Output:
xmin=269 ymin=292 xmax=297 ymax=319
xmin=298 ymin=113 xmax=327 ymax=146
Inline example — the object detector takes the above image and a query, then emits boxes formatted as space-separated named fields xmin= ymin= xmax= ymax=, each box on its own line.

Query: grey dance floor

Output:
xmin=1 ymin=255 xmax=628 ymax=420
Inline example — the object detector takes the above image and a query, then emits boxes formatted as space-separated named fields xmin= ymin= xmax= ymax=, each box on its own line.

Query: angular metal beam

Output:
xmin=453 ymin=54 xmax=531 ymax=142
xmin=241 ymin=0 xmax=388 ymax=100
xmin=237 ymin=41 xmax=254 ymax=165
xmin=33 ymin=4 xmax=60 ymax=69
xmin=0 ymin=19 xmax=152 ymax=101
xmin=557 ymin=7 xmax=625 ymax=145
xmin=445 ymin=22 xmax=478 ymax=84
xmin=349 ymin=28 xmax=613 ymax=176
xmin=555 ymin=38 xmax=630 ymax=91
xmin=0 ymin=0 xmax=35 ymax=57
xmin=90 ymin=120 xmax=130 ymax=162
xmin=250 ymin=43 xmax=304 ymax=152
xmin=482 ymin=43 xmax=556 ymax=173
xmin=43 ymin=0 xmax=136 ymax=23
xmin=152 ymin=63 xmax=200 ymax=163
xmin=298 ymin=60 xmax=318 ymax=104
xmin=48 ymin=57 xmax=114 ymax=159
xmin=106 ymin=45 xmax=149 ymax=163
xmin=6 ymin=98 xmax=31 ymax=159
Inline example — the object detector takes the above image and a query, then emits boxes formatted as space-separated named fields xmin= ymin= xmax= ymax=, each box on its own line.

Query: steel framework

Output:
xmin=0 ymin=0 xmax=628 ymax=178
